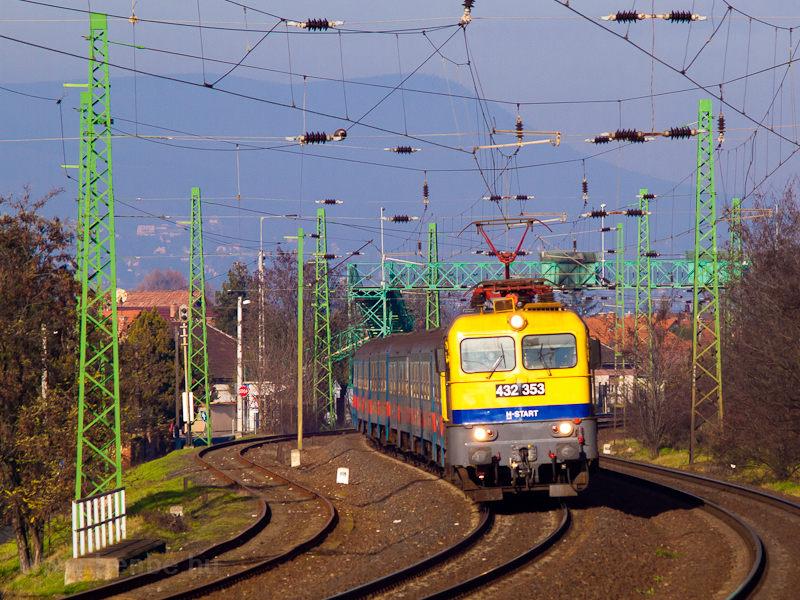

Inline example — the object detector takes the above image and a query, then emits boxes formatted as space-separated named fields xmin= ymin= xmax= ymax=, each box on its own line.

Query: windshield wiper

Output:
xmin=537 ymin=344 xmax=552 ymax=376
xmin=486 ymin=355 xmax=503 ymax=379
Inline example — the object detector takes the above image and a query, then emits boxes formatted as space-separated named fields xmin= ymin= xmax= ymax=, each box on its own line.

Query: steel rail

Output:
xmin=321 ymin=506 xmax=493 ymax=600
xmin=599 ymin=458 xmax=767 ymax=600
xmin=64 ymin=431 xmax=343 ymax=600
xmin=156 ymin=434 xmax=340 ymax=600
xmin=416 ymin=503 xmax=571 ymax=600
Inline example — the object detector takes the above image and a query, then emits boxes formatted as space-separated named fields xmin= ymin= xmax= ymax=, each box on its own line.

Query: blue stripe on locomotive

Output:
xmin=451 ymin=403 xmax=592 ymax=424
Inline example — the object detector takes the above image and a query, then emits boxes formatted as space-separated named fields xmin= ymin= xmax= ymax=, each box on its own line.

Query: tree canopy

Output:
xmin=214 ymin=261 xmax=253 ymax=336
xmin=120 ymin=308 xmax=176 ymax=438
xmin=0 ymin=188 xmax=78 ymax=572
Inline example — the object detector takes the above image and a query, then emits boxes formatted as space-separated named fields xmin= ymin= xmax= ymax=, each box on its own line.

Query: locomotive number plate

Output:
xmin=495 ymin=382 xmax=545 ymax=397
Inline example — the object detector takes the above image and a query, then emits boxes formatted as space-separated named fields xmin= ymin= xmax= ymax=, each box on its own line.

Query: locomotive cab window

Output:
xmin=460 ymin=336 xmax=515 ymax=374
xmin=522 ymin=334 xmax=577 ymax=370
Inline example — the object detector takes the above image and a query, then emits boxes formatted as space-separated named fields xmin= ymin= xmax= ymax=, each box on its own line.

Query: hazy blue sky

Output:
xmin=2 ymin=1 xmax=799 ymax=290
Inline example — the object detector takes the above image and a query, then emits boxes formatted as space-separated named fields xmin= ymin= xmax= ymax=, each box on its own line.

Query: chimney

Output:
xmin=170 ymin=303 xmax=177 ymax=319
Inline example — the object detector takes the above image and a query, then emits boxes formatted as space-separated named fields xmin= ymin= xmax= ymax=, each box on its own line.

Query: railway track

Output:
xmin=321 ymin=501 xmax=567 ymax=600
xmin=66 ymin=432 xmax=799 ymax=600
xmin=601 ymin=456 xmax=800 ymax=600
xmin=67 ymin=433 xmax=339 ymax=600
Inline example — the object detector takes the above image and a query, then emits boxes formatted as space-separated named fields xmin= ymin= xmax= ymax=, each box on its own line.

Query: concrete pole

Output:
xmin=600 ymin=203 xmax=607 ymax=280
xmin=237 ymin=295 xmax=243 ymax=435
xmin=297 ymin=228 xmax=304 ymax=451
xmin=181 ymin=323 xmax=192 ymax=448
xmin=174 ymin=327 xmax=181 ymax=447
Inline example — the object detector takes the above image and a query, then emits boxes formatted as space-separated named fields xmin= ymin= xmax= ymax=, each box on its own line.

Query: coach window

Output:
xmin=460 ymin=337 xmax=515 ymax=374
xmin=522 ymin=334 xmax=578 ymax=370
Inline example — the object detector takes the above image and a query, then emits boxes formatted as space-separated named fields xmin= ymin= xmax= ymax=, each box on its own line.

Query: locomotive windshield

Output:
xmin=460 ymin=336 xmax=515 ymax=374
xmin=522 ymin=334 xmax=577 ymax=370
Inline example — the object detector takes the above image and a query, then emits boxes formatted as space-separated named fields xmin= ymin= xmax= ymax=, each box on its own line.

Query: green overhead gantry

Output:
xmin=690 ymin=99 xmax=723 ymax=463
xmin=312 ymin=208 xmax=335 ymax=428
xmin=75 ymin=12 xmax=123 ymax=500
xmin=187 ymin=187 xmax=212 ymax=446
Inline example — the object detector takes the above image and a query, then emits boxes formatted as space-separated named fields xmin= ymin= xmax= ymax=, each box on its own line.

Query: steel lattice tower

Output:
xmin=188 ymin=187 xmax=212 ymax=446
xmin=426 ymin=222 xmax=440 ymax=329
xmin=635 ymin=189 xmax=654 ymax=350
xmin=313 ymin=208 xmax=335 ymax=428
xmin=75 ymin=12 xmax=123 ymax=499
xmin=690 ymin=100 xmax=723 ymax=462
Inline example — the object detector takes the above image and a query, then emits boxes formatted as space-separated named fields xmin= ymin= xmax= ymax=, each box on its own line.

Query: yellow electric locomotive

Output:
xmin=352 ymin=279 xmax=600 ymax=501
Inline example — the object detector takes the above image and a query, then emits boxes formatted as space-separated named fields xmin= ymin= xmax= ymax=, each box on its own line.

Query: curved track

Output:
xmin=600 ymin=457 xmax=773 ymax=600
xmin=67 ymin=434 xmax=337 ymax=600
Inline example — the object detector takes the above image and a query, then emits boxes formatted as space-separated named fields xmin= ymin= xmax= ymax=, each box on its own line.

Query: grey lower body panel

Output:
xmin=448 ymin=417 xmax=598 ymax=470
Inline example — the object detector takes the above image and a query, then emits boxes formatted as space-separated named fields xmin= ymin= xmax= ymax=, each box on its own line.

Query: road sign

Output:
xmin=200 ymin=410 xmax=207 ymax=422
xmin=238 ymin=385 xmax=249 ymax=397
xmin=249 ymin=399 xmax=259 ymax=410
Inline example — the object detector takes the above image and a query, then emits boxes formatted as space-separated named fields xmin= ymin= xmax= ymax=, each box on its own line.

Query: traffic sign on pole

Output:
xmin=238 ymin=385 xmax=249 ymax=397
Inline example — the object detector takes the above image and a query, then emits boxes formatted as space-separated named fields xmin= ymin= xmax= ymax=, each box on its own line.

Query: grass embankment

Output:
xmin=0 ymin=448 xmax=258 ymax=599
xmin=602 ymin=438 xmax=800 ymax=498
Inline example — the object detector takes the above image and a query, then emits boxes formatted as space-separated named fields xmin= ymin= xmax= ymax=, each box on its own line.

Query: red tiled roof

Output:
xmin=584 ymin=313 xmax=690 ymax=351
xmin=121 ymin=290 xmax=192 ymax=308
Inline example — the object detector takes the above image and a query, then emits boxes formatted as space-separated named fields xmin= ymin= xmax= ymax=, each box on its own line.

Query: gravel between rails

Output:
xmin=470 ymin=471 xmax=746 ymax=600
xmin=198 ymin=434 xmax=478 ymax=600
xmin=367 ymin=498 xmax=559 ymax=600
xmin=602 ymin=459 xmax=800 ymax=600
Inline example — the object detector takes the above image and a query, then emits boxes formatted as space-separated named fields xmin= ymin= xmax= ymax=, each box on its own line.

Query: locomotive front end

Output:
xmin=445 ymin=280 xmax=600 ymax=500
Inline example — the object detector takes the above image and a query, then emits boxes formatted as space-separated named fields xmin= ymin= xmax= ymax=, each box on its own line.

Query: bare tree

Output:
xmin=713 ymin=180 xmax=800 ymax=480
xmin=623 ymin=298 xmax=691 ymax=458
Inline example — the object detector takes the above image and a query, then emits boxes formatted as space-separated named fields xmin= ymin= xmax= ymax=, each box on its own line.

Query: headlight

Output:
xmin=473 ymin=427 xmax=495 ymax=441
xmin=554 ymin=422 xmax=573 ymax=435
xmin=508 ymin=313 xmax=527 ymax=330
